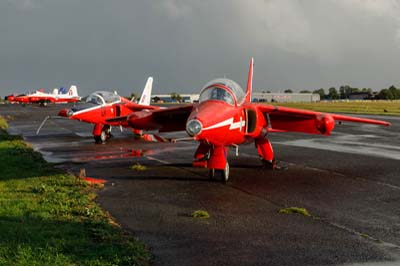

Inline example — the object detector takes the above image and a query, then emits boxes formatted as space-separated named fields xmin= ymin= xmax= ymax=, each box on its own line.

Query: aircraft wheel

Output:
xmin=211 ymin=163 xmax=230 ymax=183
xmin=262 ymin=158 xmax=279 ymax=170
xmin=93 ymin=131 xmax=107 ymax=144
xmin=103 ymin=125 xmax=112 ymax=140
xmin=100 ymin=131 xmax=107 ymax=143
xmin=209 ymin=169 xmax=215 ymax=180
xmin=94 ymin=136 xmax=102 ymax=144
xmin=223 ymin=162 xmax=230 ymax=183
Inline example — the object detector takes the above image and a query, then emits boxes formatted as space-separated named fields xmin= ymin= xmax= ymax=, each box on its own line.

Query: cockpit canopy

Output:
xmin=199 ymin=78 xmax=245 ymax=105
xmin=84 ymin=91 xmax=120 ymax=105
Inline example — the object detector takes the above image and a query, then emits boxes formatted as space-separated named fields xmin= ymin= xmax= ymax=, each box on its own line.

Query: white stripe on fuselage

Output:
xmin=71 ymin=101 xmax=120 ymax=116
xmin=72 ymin=105 xmax=103 ymax=116
xmin=203 ymin=117 xmax=246 ymax=131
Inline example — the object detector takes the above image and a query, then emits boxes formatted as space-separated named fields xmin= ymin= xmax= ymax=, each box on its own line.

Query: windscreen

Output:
xmin=85 ymin=91 xmax=120 ymax=105
xmin=199 ymin=87 xmax=235 ymax=105
xmin=199 ymin=78 xmax=245 ymax=105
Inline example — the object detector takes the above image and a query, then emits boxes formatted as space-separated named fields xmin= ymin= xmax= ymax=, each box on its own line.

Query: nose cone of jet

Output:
xmin=186 ymin=119 xmax=203 ymax=137
xmin=58 ymin=109 xmax=73 ymax=117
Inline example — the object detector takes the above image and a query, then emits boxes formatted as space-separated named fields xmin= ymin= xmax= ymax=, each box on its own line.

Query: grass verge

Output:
xmin=0 ymin=116 xmax=150 ymax=266
xmin=271 ymin=100 xmax=400 ymax=116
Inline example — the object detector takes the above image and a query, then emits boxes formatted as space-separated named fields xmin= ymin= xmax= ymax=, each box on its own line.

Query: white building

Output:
xmin=151 ymin=92 xmax=320 ymax=103
xmin=252 ymin=92 xmax=320 ymax=103
xmin=152 ymin=94 xmax=199 ymax=103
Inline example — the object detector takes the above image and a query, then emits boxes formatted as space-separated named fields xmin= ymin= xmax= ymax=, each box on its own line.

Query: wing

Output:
xmin=256 ymin=104 xmax=390 ymax=135
xmin=120 ymin=101 xmax=160 ymax=111
xmin=107 ymin=104 xmax=194 ymax=132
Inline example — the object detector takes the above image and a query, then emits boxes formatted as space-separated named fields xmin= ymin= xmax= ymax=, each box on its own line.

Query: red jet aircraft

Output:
xmin=53 ymin=77 xmax=159 ymax=143
xmin=108 ymin=58 xmax=391 ymax=182
xmin=9 ymin=86 xmax=80 ymax=106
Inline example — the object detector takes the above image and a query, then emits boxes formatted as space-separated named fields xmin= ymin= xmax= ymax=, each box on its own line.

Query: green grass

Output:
xmin=0 ymin=116 xmax=7 ymax=130
xmin=0 ymin=117 xmax=151 ymax=266
xmin=279 ymin=207 xmax=311 ymax=217
xmin=191 ymin=210 xmax=210 ymax=219
xmin=270 ymin=100 xmax=400 ymax=116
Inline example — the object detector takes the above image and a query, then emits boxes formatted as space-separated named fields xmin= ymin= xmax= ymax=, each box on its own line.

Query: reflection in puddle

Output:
xmin=78 ymin=146 xmax=193 ymax=162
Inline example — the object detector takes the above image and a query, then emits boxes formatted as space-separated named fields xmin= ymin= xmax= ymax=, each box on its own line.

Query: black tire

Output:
xmin=209 ymin=169 xmax=215 ymax=180
xmin=262 ymin=158 xmax=280 ymax=170
xmin=94 ymin=136 xmax=102 ymax=144
xmin=103 ymin=125 xmax=112 ymax=140
xmin=100 ymin=131 xmax=107 ymax=143
xmin=210 ymin=162 xmax=229 ymax=183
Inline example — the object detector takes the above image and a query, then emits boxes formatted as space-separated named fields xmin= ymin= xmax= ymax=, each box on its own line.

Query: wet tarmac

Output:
xmin=1 ymin=103 xmax=400 ymax=266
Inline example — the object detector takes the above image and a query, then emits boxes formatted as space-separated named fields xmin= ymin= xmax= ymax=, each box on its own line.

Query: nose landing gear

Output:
xmin=209 ymin=162 xmax=229 ymax=183
xmin=194 ymin=143 xmax=230 ymax=183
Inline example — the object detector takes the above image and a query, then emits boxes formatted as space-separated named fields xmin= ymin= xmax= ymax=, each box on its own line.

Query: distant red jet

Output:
xmin=108 ymin=58 xmax=390 ymax=182
xmin=54 ymin=77 xmax=158 ymax=143
xmin=9 ymin=86 xmax=80 ymax=106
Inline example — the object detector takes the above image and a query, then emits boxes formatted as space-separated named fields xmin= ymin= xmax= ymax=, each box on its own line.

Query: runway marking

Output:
xmin=322 ymin=220 xmax=400 ymax=250
xmin=146 ymin=156 xmax=170 ymax=165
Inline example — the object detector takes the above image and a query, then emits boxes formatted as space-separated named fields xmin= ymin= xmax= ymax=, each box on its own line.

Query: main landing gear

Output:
xmin=255 ymin=137 xmax=280 ymax=169
xmin=39 ymin=100 xmax=49 ymax=107
xmin=93 ymin=124 xmax=112 ymax=144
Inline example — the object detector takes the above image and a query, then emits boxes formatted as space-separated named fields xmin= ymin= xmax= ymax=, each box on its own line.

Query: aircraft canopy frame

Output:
xmin=199 ymin=78 xmax=245 ymax=105
xmin=85 ymin=91 xmax=120 ymax=105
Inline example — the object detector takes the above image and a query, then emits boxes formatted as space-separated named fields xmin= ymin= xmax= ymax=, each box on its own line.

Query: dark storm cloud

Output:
xmin=1 ymin=0 xmax=400 ymax=96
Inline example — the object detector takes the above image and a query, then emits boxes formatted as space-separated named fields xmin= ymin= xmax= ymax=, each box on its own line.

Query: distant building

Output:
xmin=252 ymin=92 xmax=320 ymax=103
xmin=152 ymin=94 xmax=199 ymax=103
xmin=152 ymin=92 xmax=320 ymax=103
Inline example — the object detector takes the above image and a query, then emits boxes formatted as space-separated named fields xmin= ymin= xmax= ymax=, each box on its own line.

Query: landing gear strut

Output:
xmin=255 ymin=137 xmax=279 ymax=170
xmin=39 ymin=100 xmax=49 ymax=107
xmin=193 ymin=143 xmax=230 ymax=183
xmin=94 ymin=125 xmax=112 ymax=144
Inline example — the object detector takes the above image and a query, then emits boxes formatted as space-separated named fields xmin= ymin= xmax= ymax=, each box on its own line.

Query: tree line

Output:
xmin=282 ymin=85 xmax=400 ymax=100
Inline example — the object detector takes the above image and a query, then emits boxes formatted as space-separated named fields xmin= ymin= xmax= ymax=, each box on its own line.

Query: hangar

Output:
xmin=152 ymin=94 xmax=199 ymax=103
xmin=151 ymin=92 xmax=320 ymax=103
xmin=252 ymin=92 xmax=320 ymax=103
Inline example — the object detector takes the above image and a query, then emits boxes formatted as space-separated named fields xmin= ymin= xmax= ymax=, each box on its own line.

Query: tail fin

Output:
xmin=245 ymin=57 xmax=254 ymax=103
xmin=68 ymin=85 xmax=78 ymax=97
xmin=137 ymin=77 xmax=153 ymax=106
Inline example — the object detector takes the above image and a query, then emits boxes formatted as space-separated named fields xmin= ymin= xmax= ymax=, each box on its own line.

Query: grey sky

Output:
xmin=1 ymin=0 xmax=400 ymax=96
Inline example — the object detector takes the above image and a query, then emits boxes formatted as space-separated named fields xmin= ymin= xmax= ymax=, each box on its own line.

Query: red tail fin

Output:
xmin=245 ymin=57 xmax=254 ymax=103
